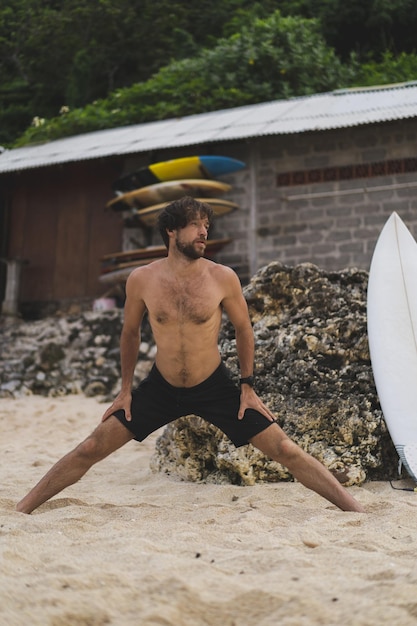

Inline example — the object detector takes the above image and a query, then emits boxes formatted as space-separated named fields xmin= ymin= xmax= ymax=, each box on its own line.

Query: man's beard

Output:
xmin=175 ymin=239 xmax=205 ymax=260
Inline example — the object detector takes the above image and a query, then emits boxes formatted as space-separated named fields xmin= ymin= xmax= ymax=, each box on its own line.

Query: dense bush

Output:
xmin=2 ymin=1 xmax=417 ymax=147
xmin=14 ymin=12 xmax=356 ymax=146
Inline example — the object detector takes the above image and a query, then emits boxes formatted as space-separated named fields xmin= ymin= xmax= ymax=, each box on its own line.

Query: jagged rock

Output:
xmin=150 ymin=416 xmax=290 ymax=485
xmin=0 ymin=310 xmax=154 ymax=399
xmin=151 ymin=262 xmax=398 ymax=486
xmin=39 ymin=342 xmax=66 ymax=370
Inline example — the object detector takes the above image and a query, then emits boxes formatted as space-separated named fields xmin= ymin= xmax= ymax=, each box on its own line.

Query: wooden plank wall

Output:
xmin=6 ymin=160 xmax=123 ymax=304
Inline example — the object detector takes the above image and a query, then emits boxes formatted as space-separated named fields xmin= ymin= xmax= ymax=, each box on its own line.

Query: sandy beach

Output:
xmin=1 ymin=394 xmax=417 ymax=626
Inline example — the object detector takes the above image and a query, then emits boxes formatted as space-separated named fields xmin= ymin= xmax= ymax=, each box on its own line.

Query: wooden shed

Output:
xmin=1 ymin=158 xmax=125 ymax=316
xmin=1 ymin=82 xmax=417 ymax=317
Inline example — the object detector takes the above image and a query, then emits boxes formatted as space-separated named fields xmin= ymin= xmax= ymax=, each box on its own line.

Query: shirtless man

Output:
xmin=16 ymin=197 xmax=364 ymax=514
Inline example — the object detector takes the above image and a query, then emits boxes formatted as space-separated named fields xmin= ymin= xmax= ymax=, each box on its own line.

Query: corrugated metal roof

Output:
xmin=1 ymin=81 xmax=417 ymax=174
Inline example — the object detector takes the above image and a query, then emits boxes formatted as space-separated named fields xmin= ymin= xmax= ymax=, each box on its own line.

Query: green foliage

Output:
xmin=0 ymin=0 xmax=224 ymax=144
xmin=353 ymin=52 xmax=417 ymax=86
xmin=14 ymin=11 xmax=354 ymax=146
xmin=276 ymin=0 xmax=417 ymax=61
xmin=2 ymin=1 xmax=417 ymax=148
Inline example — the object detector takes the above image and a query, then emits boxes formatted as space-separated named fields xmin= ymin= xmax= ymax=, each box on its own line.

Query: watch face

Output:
xmin=240 ymin=376 xmax=254 ymax=386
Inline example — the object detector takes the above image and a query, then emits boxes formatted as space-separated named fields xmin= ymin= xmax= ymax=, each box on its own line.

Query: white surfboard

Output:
xmin=367 ymin=212 xmax=417 ymax=481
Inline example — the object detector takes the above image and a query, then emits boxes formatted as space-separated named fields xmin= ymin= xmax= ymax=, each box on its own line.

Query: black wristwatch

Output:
xmin=239 ymin=376 xmax=254 ymax=387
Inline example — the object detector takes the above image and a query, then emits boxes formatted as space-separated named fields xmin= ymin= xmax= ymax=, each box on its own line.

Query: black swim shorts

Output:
xmin=112 ymin=362 xmax=274 ymax=447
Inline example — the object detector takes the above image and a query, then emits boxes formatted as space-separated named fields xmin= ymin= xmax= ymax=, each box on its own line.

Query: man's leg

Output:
xmin=16 ymin=416 xmax=134 ymax=514
xmin=250 ymin=424 xmax=365 ymax=512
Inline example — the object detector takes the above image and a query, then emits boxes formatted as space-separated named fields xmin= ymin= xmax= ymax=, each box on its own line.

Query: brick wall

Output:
xmin=209 ymin=119 xmax=417 ymax=282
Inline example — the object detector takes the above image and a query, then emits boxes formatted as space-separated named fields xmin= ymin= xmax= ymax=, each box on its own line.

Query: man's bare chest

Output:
xmin=147 ymin=280 xmax=221 ymax=326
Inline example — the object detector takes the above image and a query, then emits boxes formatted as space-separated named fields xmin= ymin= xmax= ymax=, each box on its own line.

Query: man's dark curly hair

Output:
xmin=157 ymin=196 xmax=214 ymax=248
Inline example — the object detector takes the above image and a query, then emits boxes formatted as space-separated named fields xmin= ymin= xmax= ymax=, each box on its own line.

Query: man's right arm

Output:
xmin=102 ymin=270 xmax=146 ymax=422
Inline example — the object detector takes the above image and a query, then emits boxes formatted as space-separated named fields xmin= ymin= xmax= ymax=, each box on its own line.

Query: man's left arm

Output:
xmin=221 ymin=268 xmax=276 ymax=422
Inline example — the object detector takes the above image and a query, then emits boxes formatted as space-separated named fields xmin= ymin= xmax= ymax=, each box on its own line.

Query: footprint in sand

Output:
xmin=41 ymin=497 xmax=89 ymax=511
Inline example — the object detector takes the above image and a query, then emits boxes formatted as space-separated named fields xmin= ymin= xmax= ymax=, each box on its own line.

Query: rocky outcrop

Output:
xmin=0 ymin=262 xmax=398 ymax=485
xmin=151 ymin=262 xmax=397 ymax=486
xmin=0 ymin=311 xmax=154 ymax=398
